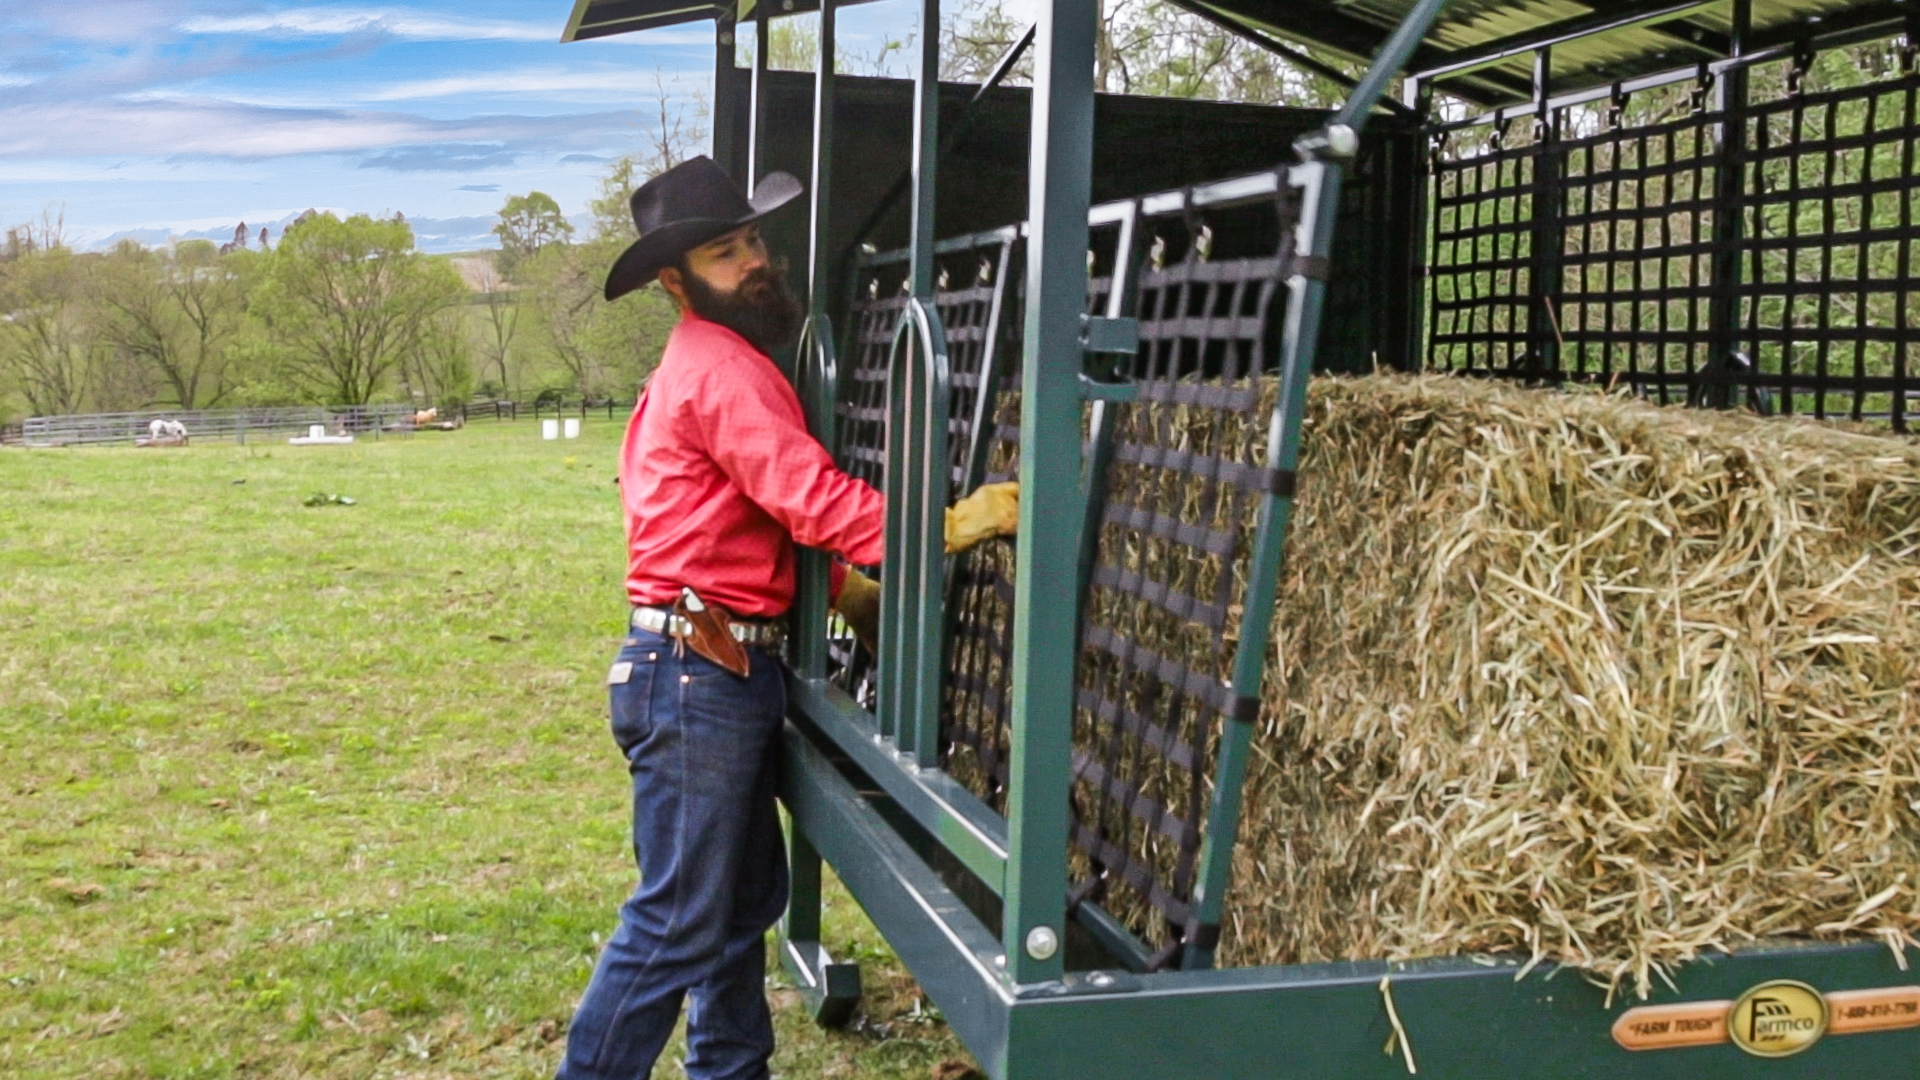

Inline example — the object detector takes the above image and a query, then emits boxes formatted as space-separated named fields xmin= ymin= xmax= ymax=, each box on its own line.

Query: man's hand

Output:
xmin=834 ymin=568 xmax=880 ymax=655
xmin=944 ymin=481 xmax=1020 ymax=554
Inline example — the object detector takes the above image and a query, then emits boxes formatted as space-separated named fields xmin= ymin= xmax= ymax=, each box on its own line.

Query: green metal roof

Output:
xmin=560 ymin=0 xmax=886 ymax=42
xmin=1200 ymin=0 xmax=1913 ymax=104
xmin=562 ymin=0 xmax=1913 ymax=106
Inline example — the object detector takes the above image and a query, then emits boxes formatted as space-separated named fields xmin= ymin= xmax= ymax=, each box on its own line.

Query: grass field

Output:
xmin=0 ymin=422 xmax=972 ymax=1079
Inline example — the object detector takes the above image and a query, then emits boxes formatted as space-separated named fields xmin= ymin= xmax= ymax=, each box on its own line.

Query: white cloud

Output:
xmin=115 ymin=65 xmax=710 ymax=110
xmin=178 ymin=7 xmax=555 ymax=43
xmin=366 ymin=66 xmax=707 ymax=101
xmin=0 ymin=75 xmax=35 ymax=88
xmin=0 ymin=159 xmax=272 ymax=183
xmin=0 ymin=99 xmax=641 ymax=159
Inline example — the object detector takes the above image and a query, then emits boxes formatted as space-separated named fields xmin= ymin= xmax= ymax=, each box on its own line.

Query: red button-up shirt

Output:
xmin=620 ymin=314 xmax=884 ymax=618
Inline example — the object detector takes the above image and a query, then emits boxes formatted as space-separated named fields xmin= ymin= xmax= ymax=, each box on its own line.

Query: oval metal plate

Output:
xmin=1729 ymin=980 xmax=1830 ymax=1058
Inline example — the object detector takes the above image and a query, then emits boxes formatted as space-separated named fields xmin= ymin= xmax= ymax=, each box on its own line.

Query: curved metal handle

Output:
xmin=793 ymin=313 xmax=842 ymax=679
xmin=796 ymin=313 xmax=840 ymax=446
xmin=879 ymin=297 xmax=951 ymax=763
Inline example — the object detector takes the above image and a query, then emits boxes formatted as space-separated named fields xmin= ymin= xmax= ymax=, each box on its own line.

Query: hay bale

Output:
xmin=1225 ymin=373 xmax=1920 ymax=1000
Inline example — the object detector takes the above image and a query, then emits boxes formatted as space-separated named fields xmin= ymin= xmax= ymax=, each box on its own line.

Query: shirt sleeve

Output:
xmin=687 ymin=351 xmax=887 ymax=567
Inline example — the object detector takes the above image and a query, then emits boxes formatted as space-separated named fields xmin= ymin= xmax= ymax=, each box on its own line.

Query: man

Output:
xmin=557 ymin=156 xmax=1017 ymax=1080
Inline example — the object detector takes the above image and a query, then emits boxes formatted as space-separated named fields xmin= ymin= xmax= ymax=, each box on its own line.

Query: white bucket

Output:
xmin=309 ymin=424 xmax=326 ymax=439
xmin=563 ymin=418 xmax=581 ymax=439
xmin=542 ymin=419 xmax=559 ymax=440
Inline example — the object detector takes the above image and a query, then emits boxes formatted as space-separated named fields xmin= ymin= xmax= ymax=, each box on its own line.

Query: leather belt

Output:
xmin=631 ymin=605 xmax=786 ymax=648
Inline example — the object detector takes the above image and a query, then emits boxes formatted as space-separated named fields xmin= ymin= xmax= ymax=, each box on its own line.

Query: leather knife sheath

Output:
xmin=674 ymin=588 xmax=751 ymax=679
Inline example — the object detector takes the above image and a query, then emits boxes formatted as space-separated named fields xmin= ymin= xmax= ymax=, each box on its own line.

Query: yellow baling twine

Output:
xmin=1379 ymin=976 xmax=1418 ymax=1076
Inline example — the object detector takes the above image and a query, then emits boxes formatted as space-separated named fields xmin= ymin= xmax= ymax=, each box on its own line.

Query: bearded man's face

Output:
xmin=669 ymin=225 xmax=801 ymax=356
xmin=678 ymin=259 xmax=802 ymax=356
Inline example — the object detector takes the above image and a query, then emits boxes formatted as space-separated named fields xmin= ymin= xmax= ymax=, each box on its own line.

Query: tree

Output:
xmin=0 ymin=243 xmax=97 ymax=416
xmin=940 ymin=0 xmax=1354 ymax=106
xmin=90 ymin=239 xmax=249 ymax=410
xmin=469 ymin=257 xmax=520 ymax=398
xmin=742 ymin=13 xmax=903 ymax=74
xmin=589 ymin=73 xmax=710 ymax=240
xmin=508 ymin=74 xmax=704 ymax=400
xmin=250 ymin=213 xmax=467 ymax=405
xmin=517 ymin=237 xmax=679 ymax=400
xmin=517 ymin=239 xmax=616 ymax=396
xmin=492 ymin=192 xmax=573 ymax=281
xmin=404 ymin=309 xmax=475 ymax=409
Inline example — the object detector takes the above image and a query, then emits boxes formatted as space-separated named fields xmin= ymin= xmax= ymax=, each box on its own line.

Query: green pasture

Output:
xmin=0 ymin=423 xmax=971 ymax=1079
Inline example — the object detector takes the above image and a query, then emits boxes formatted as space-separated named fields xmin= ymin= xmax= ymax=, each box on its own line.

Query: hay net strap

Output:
xmin=942 ymin=239 xmax=1114 ymax=814
xmin=1425 ymin=55 xmax=1920 ymax=430
xmin=1067 ymin=187 xmax=1302 ymax=970
xmin=941 ymin=392 xmax=1024 ymax=808
xmin=836 ymin=238 xmax=1020 ymax=513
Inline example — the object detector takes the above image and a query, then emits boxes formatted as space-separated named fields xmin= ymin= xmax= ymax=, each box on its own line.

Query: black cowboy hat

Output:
xmin=603 ymin=156 xmax=803 ymax=302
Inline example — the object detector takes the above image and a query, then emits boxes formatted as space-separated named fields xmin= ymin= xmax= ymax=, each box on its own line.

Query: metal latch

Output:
xmin=1080 ymin=314 xmax=1140 ymax=401
xmin=1080 ymin=314 xmax=1138 ymax=355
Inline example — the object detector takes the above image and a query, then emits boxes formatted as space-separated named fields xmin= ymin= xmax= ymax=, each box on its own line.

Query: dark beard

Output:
xmin=680 ymin=262 xmax=802 ymax=356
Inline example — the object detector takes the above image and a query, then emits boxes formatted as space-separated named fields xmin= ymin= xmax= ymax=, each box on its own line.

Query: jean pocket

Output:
xmin=608 ymin=648 xmax=662 ymax=754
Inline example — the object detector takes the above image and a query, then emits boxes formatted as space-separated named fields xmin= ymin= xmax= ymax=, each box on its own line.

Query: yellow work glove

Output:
xmin=834 ymin=567 xmax=881 ymax=656
xmin=944 ymin=481 xmax=1020 ymax=554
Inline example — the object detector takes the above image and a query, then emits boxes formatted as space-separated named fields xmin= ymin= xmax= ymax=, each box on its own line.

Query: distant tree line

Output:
xmin=0 ymin=210 xmax=474 ymax=421
xmin=2 ymin=5 xmax=1360 ymax=425
xmin=0 ymin=196 xmax=681 ymax=425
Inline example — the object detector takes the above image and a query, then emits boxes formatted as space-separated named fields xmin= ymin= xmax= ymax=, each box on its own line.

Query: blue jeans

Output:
xmin=557 ymin=628 xmax=790 ymax=1080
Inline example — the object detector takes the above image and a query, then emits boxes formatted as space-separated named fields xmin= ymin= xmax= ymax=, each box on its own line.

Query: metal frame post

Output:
xmin=1525 ymin=46 xmax=1565 ymax=376
xmin=1003 ymin=0 xmax=1098 ymax=987
xmin=879 ymin=0 xmax=950 ymax=767
xmin=792 ymin=0 xmax=837 ymax=674
xmin=879 ymin=0 xmax=948 ymax=764
xmin=749 ymin=2 xmax=771 ymax=184
xmin=713 ymin=13 xmax=743 ymax=180
xmin=782 ymin=0 xmax=863 ymax=1030
xmin=908 ymin=0 xmax=940 ymax=297
xmin=793 ymin=0 xmax=838 ymax=682
xmin=1405 ymin=75 xmax=1435 ymax=372
xmin=1707 ymin=0 xmax=1752 ymax=388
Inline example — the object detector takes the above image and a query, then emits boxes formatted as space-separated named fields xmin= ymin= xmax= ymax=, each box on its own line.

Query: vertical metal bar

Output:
xmin=960 ymin=235 xmax=1017 ymax=493
xmin=1074 ymin=203 xmax=1138 ymax=610
xmin=749 ymin=3 xmax=771 ymax=185
xmin=908 ymin=0 xmax=941 ymax=296
xmin=783 ymin=824 xmax=824 ymax=946
xmin=1182 ymin=161 xmax=1346 ymax=972
xmin=1526 ymin=47 xmax=1564 ymax=376
xmin=808 ymin=0 xmax=835 ymax=305
xmin=880 ymin=338 xmax=914 ymax=744
xmin=793 ymin=0 xmax=838 ymax=681
xmin=1003 ymin=0 xmax=1096 ymax=987
xmin=1896 ymin=78 xmax=1915 ymax=433
xmin=909 ymin=307 xmax=950 ymax=765
xmin=1708 ymin=0 xmax=1752 ymax=385
xmin=892 ymin=0 xmax=946 ymax=766
xmin=1406 ymin=77 xmax=1435 ymax=371
xmin=712 ymin=14 xmax=743 ymax=180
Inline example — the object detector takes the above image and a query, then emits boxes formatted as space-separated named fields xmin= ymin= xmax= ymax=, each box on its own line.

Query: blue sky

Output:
xmin=0 ymin=1 xmax=922 ymax=252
